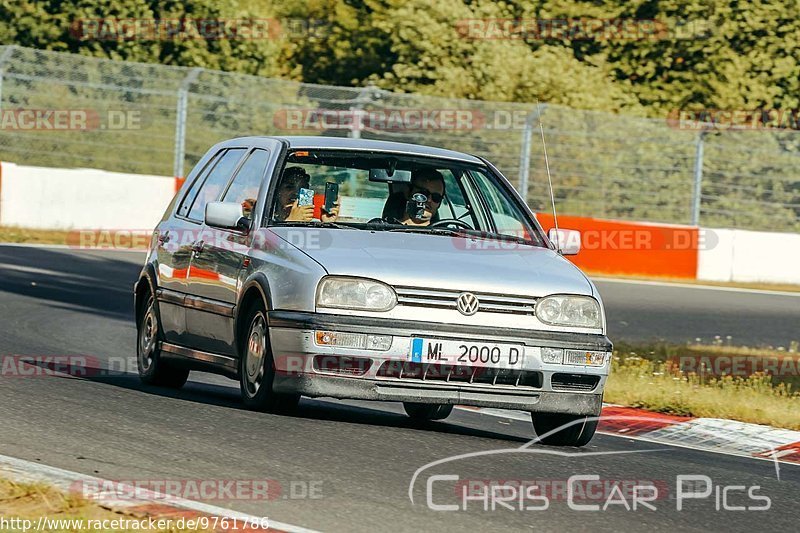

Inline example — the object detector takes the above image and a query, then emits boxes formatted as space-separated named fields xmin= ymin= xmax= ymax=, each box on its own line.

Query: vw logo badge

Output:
xmin=456 ymin=292 xmax=480 ymax=316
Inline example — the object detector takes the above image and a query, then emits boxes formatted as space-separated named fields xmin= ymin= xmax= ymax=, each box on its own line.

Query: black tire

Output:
xmin=239 ymin=301 xmax=300 ymax=413
xmin=531 ymin=412 xmax=598 ymax=447
xmin=403 ymin=402 xmax=453 ymax=421
xmin=137 ymin=293 xmax=189 ymax=389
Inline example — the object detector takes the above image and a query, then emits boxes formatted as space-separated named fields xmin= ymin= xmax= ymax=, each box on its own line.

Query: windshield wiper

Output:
xmin=386 ymin=226 xmax=465 ymax=237
xmin=469 ymin=231 xmax=539 ymax=246
xmin=276 ymin=221 xmax=358 ymax=230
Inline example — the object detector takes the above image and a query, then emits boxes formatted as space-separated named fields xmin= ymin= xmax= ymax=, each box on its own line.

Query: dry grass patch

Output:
xmin=606 ymin=342 xmax=800 ymax=429
xmin=0 ymin=477 xmax=212 ymax=532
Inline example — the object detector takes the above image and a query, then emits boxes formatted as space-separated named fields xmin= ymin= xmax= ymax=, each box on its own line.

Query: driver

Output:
xmin=399 ymin=168 xmax=445 ymax=226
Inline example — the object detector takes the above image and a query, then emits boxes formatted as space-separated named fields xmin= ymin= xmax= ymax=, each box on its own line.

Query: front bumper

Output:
xmin=267 ymin=311 xmax=611 ymax=414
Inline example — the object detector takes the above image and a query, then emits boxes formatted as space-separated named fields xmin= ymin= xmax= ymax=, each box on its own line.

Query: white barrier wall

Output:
xmin=0 ymin=162 xmax=176 ymax=230
xmin=697 ymin=228 xmax=800 ymax=285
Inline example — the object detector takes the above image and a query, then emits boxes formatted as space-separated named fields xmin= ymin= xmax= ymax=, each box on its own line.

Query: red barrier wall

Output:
xmin=536 ymin=214 xmax=699 ymax=279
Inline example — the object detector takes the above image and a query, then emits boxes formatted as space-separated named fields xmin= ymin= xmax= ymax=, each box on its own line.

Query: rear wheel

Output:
xmin=137 ymin=293 xmax=189 ymax=388
xmin=531 ymin=412 xmax=598 ymax=447
xmin=239 ymin=301 xmax=300 ymax=413
xmin=403 ymin=402 xmax=453 ymax=421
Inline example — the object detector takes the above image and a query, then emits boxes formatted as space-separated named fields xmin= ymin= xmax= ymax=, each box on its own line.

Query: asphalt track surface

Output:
xmin=1 ymin=245 xmax=799 ymax=532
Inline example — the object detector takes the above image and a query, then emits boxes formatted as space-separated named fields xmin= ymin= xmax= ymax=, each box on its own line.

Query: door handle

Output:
xmin=191 ymin=240 xmax=205 ymax=253
xmin=157 ymin=231 xmax=171 ymax=244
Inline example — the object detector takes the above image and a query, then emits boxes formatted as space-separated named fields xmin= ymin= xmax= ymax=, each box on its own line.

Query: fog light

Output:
xmin=541 ymin=347 xmax=564 ymax=364
xmin=315 ymin=331 xmax=392 ymax=351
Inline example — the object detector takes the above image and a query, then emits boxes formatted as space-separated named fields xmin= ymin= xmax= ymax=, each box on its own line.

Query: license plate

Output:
xmin=409 ymin=338 xmax=525 ymax=369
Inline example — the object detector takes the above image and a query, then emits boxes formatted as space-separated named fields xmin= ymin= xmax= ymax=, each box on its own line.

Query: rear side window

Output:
xmin=177 ymin=150 xmax=223 ymax=218
xmin=222 ymin=149 xmax=270 ymax=220
xmin=186 ymin=148 xmax=246 ymax=221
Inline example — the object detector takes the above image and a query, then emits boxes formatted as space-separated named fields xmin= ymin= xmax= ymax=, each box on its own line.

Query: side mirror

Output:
xmin=205 ymin=202 xmax=249 ymax=232
xmin=548 ymin=228 xmax=581 ymax=256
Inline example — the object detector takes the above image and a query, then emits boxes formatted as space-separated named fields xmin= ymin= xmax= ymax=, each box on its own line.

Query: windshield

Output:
xmin=267 ymin=149 xmax=544 ymax=246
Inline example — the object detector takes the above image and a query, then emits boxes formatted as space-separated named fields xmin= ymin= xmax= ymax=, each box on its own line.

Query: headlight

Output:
xmin=535 ymin=295 xmax=601 ymax=328
xmin=316 ymin=277 xmax=397 ymax=312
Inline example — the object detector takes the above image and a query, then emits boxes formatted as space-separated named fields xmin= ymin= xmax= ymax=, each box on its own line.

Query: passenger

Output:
xmin=274 ymin=166 xmax=339 ymax=222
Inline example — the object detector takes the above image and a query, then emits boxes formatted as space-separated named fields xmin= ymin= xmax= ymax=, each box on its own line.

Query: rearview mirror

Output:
xmin=368 ymin=168 xmax=412 ymax=183
xmin=548 ymin=228 xmax=581 ymax=256
xmin=205 ymin=202 xmax=249 ymax=232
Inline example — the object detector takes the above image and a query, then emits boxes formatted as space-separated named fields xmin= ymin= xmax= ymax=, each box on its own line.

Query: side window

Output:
xmin=177 ymin=150 xmax=223 ymax=218
xmin=467 ymin=170 xmax=533 ymax=238
xmin=186 ymin=148 xmax=246 ymax=221
xmin=439 ymin=169 xmax=471 ymax=221
xmin=222 ymin=149 xmax=270 ymax=220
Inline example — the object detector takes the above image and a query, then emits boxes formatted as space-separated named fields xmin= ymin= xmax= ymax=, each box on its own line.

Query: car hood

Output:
xmin=270 ymin=227 xmax=594 ymax=297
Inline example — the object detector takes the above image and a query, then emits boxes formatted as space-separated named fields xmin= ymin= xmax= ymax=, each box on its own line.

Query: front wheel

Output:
xmin=137 ymin=294 xmax=189 ymax=389
xmin=239 ymin=302 xmax=300 ymax=413
xmin=403 ymin=402 xmax=453 ymax=421
xmin=531 ymin=412 xmax=598 ymax=447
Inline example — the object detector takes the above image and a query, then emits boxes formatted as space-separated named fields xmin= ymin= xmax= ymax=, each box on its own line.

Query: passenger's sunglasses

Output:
xmin=411 ymin=187 xmax=444 ymax=203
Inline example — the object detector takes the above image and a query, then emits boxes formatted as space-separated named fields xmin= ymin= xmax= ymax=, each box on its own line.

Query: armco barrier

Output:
xmin=536 ymin=213 xmax=699 ymax=279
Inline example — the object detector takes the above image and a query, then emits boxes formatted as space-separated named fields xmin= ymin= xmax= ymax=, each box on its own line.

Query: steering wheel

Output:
xmin=430 ymin=218 xmax=472 ymax=230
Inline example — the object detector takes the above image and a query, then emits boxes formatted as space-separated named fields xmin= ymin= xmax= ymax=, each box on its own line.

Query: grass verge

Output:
xmin=606 ymin=342 xmax=800 ymax=430
xmin=0 ymin=226 xmax=70 ymax=245
xmin=0 ymin=477 xmax=212 ymax=532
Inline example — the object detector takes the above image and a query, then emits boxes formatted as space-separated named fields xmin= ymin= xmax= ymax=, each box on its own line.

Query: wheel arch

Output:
xmin=134 ymin=263 xmax=158 ymax=322
xmin=235 ymin=272 xmax=274 ymax=353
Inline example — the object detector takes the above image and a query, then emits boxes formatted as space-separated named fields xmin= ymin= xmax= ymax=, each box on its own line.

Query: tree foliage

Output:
xmin=3 ymin=0 xmax=798 ymax=116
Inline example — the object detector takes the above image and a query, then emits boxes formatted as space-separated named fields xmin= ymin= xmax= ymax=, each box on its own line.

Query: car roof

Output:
xmin=220 ymin=136 xmax=485 ymax=165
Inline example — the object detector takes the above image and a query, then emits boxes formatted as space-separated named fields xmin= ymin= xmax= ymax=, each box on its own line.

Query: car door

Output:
xmin=183 ymin=144 xmax=278 ymax=356
xmin=153 ymin=148 xmax=226 ymax=345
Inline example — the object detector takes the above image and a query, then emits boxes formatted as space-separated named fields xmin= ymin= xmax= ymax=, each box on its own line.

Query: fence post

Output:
xmin=691 ymin=131 xmax=707 ymax=226
xmin=0 ymin=46 xmax=18 ymax=114
xmin=173 ymin=67 xmax=202 ymax=179
xmin=349 ymin=85 xmax=377 ymax=139
xmin=518 ymin=105 xmax=546 ymax=202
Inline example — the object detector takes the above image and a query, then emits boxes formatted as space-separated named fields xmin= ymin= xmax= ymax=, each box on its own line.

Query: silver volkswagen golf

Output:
xmin=134 ymin=136 xmax=611 ymax=446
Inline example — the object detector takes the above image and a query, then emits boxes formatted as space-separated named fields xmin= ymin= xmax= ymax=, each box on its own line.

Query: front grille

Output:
xmin=376 ymin=361 xmax=542 ymax=388
xmin=551 ymin=373 xmax=600 ymax=392
xmin=394 ymin=286 xmax=537 ymax=315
